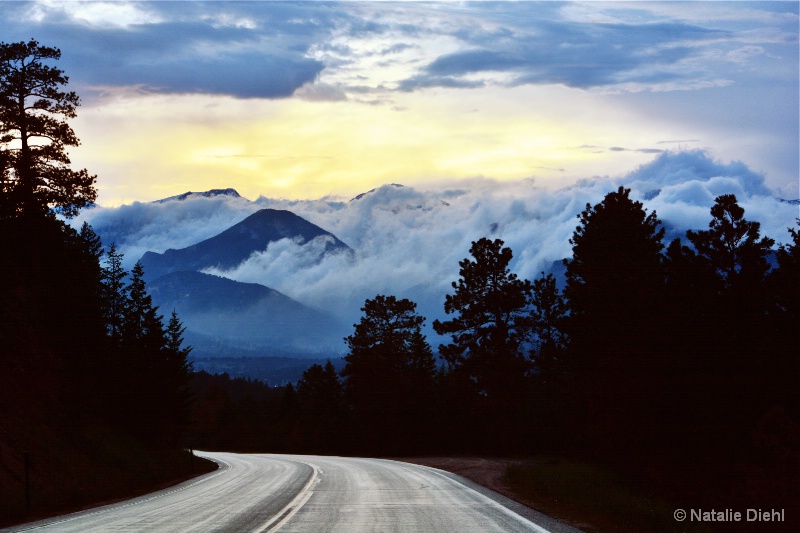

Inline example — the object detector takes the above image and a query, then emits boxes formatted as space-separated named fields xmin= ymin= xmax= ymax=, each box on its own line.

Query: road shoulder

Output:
xmin=392 ymin=457 xmax=588 ymax=533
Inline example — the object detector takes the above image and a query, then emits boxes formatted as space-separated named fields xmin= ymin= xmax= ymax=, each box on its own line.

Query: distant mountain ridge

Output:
xmin=350 ymin=183 xmax=405 ymax=201
xmin=148 ymin=270 xmax=287 ymax=312
xmin=140 ymin=208 xmax=351 ymax=281
xmin=135 ymin=204 xmax=353 ymax=358
xmin=148 ymin=270 xmax=345 ymax=354
xmin=350 ymin=183 xmax=450 ymax=211
xmin=153 ymin=188 xmax=243 ymax=203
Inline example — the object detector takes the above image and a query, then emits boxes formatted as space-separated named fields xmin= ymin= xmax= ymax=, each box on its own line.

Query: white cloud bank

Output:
xmin=74 ymin=150 xmax=799 ymax=347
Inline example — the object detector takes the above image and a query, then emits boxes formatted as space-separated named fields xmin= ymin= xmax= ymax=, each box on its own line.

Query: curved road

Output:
xmin=5 ymin=452 xmax=582 ymax=533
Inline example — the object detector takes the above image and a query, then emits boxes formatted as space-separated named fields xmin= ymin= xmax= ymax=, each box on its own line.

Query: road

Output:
xmin=5 ymin=451 xmax=582 ymax=533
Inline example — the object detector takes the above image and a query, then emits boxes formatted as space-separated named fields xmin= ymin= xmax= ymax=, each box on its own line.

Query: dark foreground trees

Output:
xmin=343 ymin=295 xmax=437 ymax=454
xmin=0 ymin=39 xmax=96 ymax=219
xmin=184 ymin=189 xmax=797 ymax=523
xmin=433 ymin=238 xmax=534 ymax=451
xmin=564 ymin=186 xmax=668 ymax=454
xmin=0 ymin=40 xmax=196 ymax=525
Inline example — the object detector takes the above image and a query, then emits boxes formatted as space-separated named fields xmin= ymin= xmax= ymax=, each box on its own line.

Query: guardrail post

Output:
xmin=24 ymin=451 xmax=31 ymax=510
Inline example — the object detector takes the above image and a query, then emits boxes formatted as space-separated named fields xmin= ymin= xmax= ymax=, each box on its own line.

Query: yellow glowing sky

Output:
xmin=71 ymin=84 xmax=696 ymax=205
xmin=9 ymin=0 xmax=788 ymax=205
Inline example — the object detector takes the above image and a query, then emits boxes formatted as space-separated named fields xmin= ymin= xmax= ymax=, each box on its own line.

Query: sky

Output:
xmin=2 ymin=0 xmax=798 ymax=205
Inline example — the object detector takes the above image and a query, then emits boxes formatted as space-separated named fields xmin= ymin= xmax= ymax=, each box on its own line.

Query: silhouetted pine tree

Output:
xmin=524 ymin=272 xmax=573 ymax=450
xmin=124 ymin=263 xmax=195 ymax=446
xmin=433 ymin=238 xmax=533 ymax=452
xmin=674 ymin=196 xmax=777 ymax=455
xmin=100 ymin=244 xmax=127 ymax=344
xmin=0 ymin=39 xmax=96 ymax=219
xmin=343 ymin=295 xmax=437 ymax=454
xmin=528 ymin=273 xmax=568 ymax=383
xmin=563 ymin=186 xmax=667 ymax=456
xmin=0 ymin=216 xmax=109 ymax=434
xmin=165 ymin=310 xmax=194 ymax=436
xmin=296 ymin=361 xmax=345 ymax=453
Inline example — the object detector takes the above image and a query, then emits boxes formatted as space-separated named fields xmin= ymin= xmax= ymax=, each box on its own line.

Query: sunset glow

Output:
xmin=2 ymin=1 xmax=796 ymax=204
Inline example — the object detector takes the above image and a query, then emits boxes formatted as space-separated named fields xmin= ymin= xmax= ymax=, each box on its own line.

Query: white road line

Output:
xmin=391 ymin=461 xmax=553 ymax=533
xmin=252 ymin=460 xmax=320 ymax=533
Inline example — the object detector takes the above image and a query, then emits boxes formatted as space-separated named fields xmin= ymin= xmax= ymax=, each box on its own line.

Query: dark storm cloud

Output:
xmin=609 ymin=147 xmax=665 ymax=154
xmin=1 ymin=1 xmax=337 ymax=99
xmin=2 ymin=1 xmax=790 ymax=97
xmin=402 ymin=18 xmax=726 ymax=90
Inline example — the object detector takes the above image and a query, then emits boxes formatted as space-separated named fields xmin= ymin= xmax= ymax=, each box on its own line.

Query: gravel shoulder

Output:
xmin=394 ymin=457 xmax=593 ymax=533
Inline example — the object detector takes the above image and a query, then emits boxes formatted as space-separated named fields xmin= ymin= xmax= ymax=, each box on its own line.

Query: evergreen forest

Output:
xmin=0 ymin=40 xmax=207 ymax=525
xmin=189 ymin=189 xmax=799 ymax=525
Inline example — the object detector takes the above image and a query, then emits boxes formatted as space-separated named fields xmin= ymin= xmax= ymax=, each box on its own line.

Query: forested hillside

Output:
xmin=0 ymin=40 xmax=212 ymax=527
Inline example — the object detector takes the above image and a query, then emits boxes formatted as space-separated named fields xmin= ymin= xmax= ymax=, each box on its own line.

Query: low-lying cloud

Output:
xmin=74 ymin=150 xmax=799 ymax=349
xmin=73 ymin=193 xmax=259 ymax=267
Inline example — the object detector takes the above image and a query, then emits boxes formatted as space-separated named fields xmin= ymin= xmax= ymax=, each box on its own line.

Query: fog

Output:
xmin=74 ymin=150 xmax=798 ymax=347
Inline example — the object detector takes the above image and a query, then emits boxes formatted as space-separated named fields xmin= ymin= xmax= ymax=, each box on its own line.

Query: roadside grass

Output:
xmin=0 ymin=420 xmax=217 ymax=529
xmin=505 ymin=458 xmax=712 ymax=533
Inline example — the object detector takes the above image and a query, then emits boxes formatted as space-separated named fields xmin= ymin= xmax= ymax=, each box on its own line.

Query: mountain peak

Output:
xmin=350 ymin=183 xmax=405 ymax=202
xmin=139 ymin=208 xmax=351 ymax=281
xmin=153 ymin=188 xmax=243 ymax=203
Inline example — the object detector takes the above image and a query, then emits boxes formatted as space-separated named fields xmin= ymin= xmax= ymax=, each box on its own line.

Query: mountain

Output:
xmin=189 ymin=356 xmax=346 ymax=386
xmin=140 ymin=208 xmax=351 ymax=281
xmin=350 ymin=183 xmax=405 ymax=201
xmin=153 ymin=188 xmax=243 ymax=203
xmin=148 ymin=270 xmax=286 ymax=312
xmin=148 ymin=271 xmax=346 ymax=355
xmin=349 ymin=183 xmax=450 ymax=210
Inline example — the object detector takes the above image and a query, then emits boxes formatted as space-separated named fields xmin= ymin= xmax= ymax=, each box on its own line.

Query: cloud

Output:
xmin=3 ymin=0 xmax=795 ymax=194
xmin=621 ymin=149 xmax=773 ymax=196
xmin=400 ymin=16 xmax=728 ymax=91
xmin=609 ymin=146 xmax=665 ymax=154
xmin=2 ymin=2 xmax=333 ymax=99
xmin=72 ymin=150 xmax=797 ymax=349
xmin=72 ymin=193 xmax=260 ymax=268
xmin=239 ymin=151 xmax=798 ymax=341
xmin=293 ymin=82 xmax=349 ymax=102
xmin=380 ymin=43 xmax=417 ymax=56
xmin=7 ymin=1 xmax=790 ymax=100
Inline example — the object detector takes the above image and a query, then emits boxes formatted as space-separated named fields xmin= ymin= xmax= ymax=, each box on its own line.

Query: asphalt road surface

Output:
xmin=5 ymin=451 xmax=583 ymax=532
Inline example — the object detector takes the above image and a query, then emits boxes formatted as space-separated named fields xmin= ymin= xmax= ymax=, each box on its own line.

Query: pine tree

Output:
xmin=565 ymin=186 xmax=665 ymax=320
xmin=343 ymin=295 xmax=436 ymax=453
xmin=433 ymin=238 xmax=532 ymax=400
xmin=683 ymin=196 xmax=779 ymax=452
xmin=528 ymin=273 xmax=568 ymax=382
xmin=687 ymin=194 xmax=775 ymax=298
xmin=162 ymin=310 xmax=193 ymax=447
xmin=770 ymin=221 xmax=800 ymax=316
xmin=766 ymin=221 xmax=799 ymax=423
xmin=166 ymin=310 xmax=192 ymax=361
xmin=296 ymin=361 xmax=345 ymax=452
xmin=123 ymin=262 xmax=165 ymax=352
xmin=433 ymin=238 xmax=533 ymax=452
xmin=0 ymin=39 xmax=96 ymax=219
xmin=100 ymin=244 xmax=127 ymax=344
xmin=563 ymin=186 xmax=667 ymax=455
